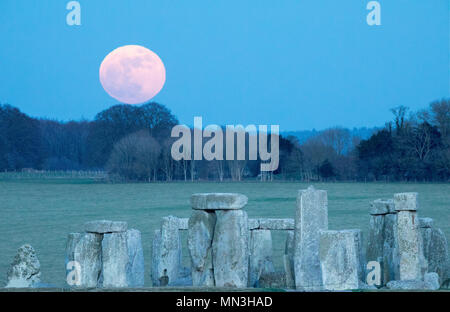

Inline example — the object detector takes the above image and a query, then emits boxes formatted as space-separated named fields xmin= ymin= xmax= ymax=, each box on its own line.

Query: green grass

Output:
xmin=0 ymin=180 xmax=449 ymax=287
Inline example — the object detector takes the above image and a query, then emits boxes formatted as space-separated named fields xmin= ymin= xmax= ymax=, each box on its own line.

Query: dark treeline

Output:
xmin=0 ymin=99 xmax=449 ymax=182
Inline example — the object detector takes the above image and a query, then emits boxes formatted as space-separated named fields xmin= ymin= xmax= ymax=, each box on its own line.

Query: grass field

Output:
xmin=0 ymin=179 xmax=449 ymax=287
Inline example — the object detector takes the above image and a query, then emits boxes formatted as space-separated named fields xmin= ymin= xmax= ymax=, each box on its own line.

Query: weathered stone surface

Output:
xmin=319 ymin=229 xmax=363 ymax=291
xmin=191 ymin=193 xmax=248 ymax=210
xmin=397 ymin=210 xmax=427 ymax=280
xmin=367 ymin=214 xmax=385 ymax=263
xmin=283 ymin=231 xmax=295 ymax=288
xmin=151 ymin=229 xmax=162 ymax=286
xmin=424 ymin=272 xmax=440 ymax=290
xmin=126 ymin=229 xmax=145 ymax=287
xmin=249 ymin=230 xmax=275 ymax=287
xmin=248 ymin=219 xmax=260 ymax=230
xmin=421 ymin=226 xmax=449 ymax=285
xmin=294 ymin=186 xmax=328 ymax=290
xmin=6 ymin=245 xmax=41 ymax=288
xmin=188 ymin=210 xmax=216 ymax=287
xmin=258 ymin=218 xmax=294 ymax=230
xmin=212 ymin=210 xmax=249 ymax=288
xmin=102 ymin=232 xmax=128 ymax=288
xmin=258 ymin=271 xmax=286 ymax=289
xmin=383 ymin=213 xmax=399 ymax=282
xmin=84 ymin=220 xmax=128 ymax=234
xmin=156 ymin=216 xmax=182 ymax=286
xmin=66 ymin=233 xmax=102 ymax=287
xmin=369 ymin=199 xmax=393 ymax=215
xmin=177 ymin=218 xmax=189 ymax=230
xmin=387 ymin=273 xmax=440 ymax=290
xmin=394 ymin=192 xmax=419 ymax=211
xmin=419 ymin=217 xmax=434 ymax=228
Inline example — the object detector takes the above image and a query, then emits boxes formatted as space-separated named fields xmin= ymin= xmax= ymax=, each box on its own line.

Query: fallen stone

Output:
xmin=294 ymin=186 xmax=328 ymax=291
xmin=387 ymin=276 xmax=440 ymax=290
xmin=126 ymin=229 xmax=145 ymax=287
xmin=6 ymin=245 xmax=41 ymax=288
xmin=67 ymin=233 xmax=102 ymax=287
xmin=394 ymin=192 xmax=419 ymax=211
xmin=212 ymin=210 xmax=249 ymax=288
xmin=84 ymin=220 xmax=127 ymax=234
xmin=369 ymin=199 xmax=393 ymax=215
xmin=102 ymin=232 xmax=128 ymax=288
xmin=188 ymin=210 xmax=216 ymax=287
xmin=258 ymin=218 xmax=294 ymax=230
xmin=191 ymin=193 xmax=248 ymax=210
xmin=319 ymin=229 xmax=363 ymax=291
xmin=249 ymin=230 xmax=275 ymax=287
xmin=283 ymin=231 xmax=295 ymax=288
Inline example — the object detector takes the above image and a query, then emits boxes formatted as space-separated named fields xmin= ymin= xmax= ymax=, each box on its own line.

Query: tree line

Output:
xmin=0 ymin=99 xmax=449 ymax=182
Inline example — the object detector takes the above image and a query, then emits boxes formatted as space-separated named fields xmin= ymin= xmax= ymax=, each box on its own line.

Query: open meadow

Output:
xmin=0 ymin=178 xmax=449 ymax=287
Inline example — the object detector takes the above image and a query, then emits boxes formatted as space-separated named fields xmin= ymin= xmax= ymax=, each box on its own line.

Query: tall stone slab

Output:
xmin=151 ymin=229 xmax=162 ymax=286
xmin=283 ymin=231 xmax=295 ymax=288
xmin=248 ymin=229 xmax=275 ymax=287
xmin=101 ymin=232 xmax=128 ymax=288
xmin=420 ymin=218 xmax=449 ymax=285
xmin=394 ymin=192 xmax=427 ymax=281
xmin=188 ymin=210 xmax=216 ymax=287
xmin=126 ymin=229 xmax=145 ymax=287
xmin=155 ymin=216 xmax=183 ymax=286
xmin=212 ymin=210 xmax=249 ymax=288
xmin=66 ymin=232 xmax=102 ymax=287
xmin=319 ymin=229 xmax=363 ymax=291
xmin=383 ymin=212 xmax=399 ymax=282
xmin=294 ymin=186 xmax=328 ymax=290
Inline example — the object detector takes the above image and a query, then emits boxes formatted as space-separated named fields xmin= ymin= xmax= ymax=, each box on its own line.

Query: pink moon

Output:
xmin=99 ymin=45 xmax=166 ymax=105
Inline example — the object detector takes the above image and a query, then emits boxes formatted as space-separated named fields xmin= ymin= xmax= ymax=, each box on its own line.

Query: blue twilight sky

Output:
xmin=0 ymin=0 xmax=449 ymax=131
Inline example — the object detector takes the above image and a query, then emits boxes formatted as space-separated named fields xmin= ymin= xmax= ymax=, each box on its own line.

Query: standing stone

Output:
xmin=319 ymin=230 xmax=363 ymax=291
xmin=294 ymin=186 xmax=328 ymax=290
xmin=126 ymin=229 xmax=145 ymax=287
xmin=67 ymin=233 xmax=103 ymax=287
xmin=6 ymin=245 xmax=41 ymax=288
xmin=102 ymin=232 xmax=128 ymax=288
xmin=157 ymin=216 xmax=182 ymax=286
xmin=383 ymin=212 xmax=399 ymax=282
xmin=212 ymin=210 xmax=249 ymax=288
xmin=283 ymin=231 xmax=295 ymax=288
xmin=188 ymin=210 xmax=216 ymax=287
xmin=151 ymin=229 xmax=162 ymax=286
xmin=420 ymin=221 xmax=448 ymax=285
xmin=367 ymin=214 xmax=385 ymax=263
xmin=394 ymin=192 xmax=427 ymax=281
xmin=249 ymin=230 xmax=275 ymax=287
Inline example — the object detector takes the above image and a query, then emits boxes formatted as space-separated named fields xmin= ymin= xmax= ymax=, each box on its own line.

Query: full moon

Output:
xmin=99 ymin=45 xmax=166 ymax=104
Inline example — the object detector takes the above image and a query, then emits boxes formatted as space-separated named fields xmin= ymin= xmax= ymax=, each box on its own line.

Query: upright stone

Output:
xmin=151 ymin=229 xmax=162 ymax=286
xmin=126 ymin=229 xmax=145 ymax=287
xmin=383 ymin=212 xmax=399 ymax=282
xmin=157 ymin=216 xmax=182 ymax=286
xmin=6 ymin=245 xmax=41 ymax=288
xmin=212 ymin=210 xmax=249 ymax=288
xmin=102 ymin=232 xmax=128 ymax=288
xmin=319 ymin=230 xmax=363 ymax=291
xmin=294 ymin=186 xmax=328 ymax=290
xmin=283 ymin=231 xmax=295 ymax=288
xmin=188 ymin=210 xmax=216 ymax=287
xmin=248 ymin=229 xmax=275 ymax=287
xmin=394 ymin=192 xmax=427 ymax=280
xmin=67 ymin=233 xmax=103 ymax=287
xmin=420 ymin=220 xmax=448 ymax=285
xmin=367 ymin=214 xmax=385 ymax=263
